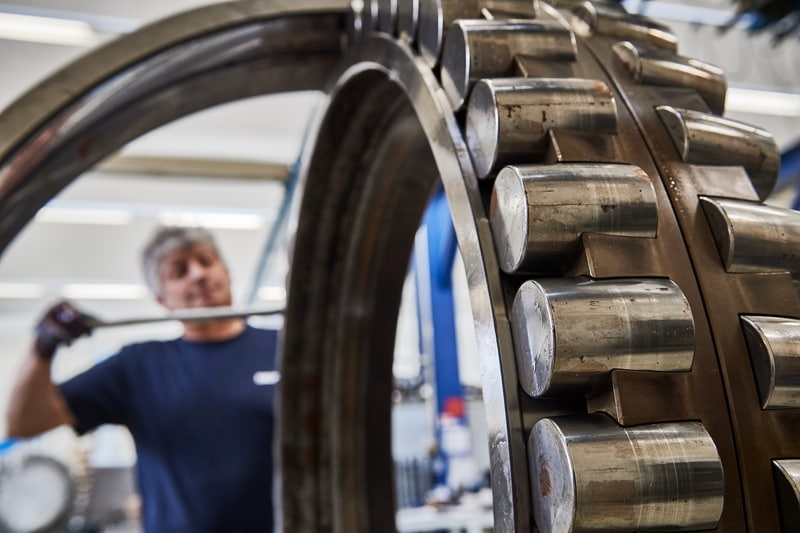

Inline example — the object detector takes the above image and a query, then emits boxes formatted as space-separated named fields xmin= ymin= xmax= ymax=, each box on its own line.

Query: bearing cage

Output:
xmin=0 ymin=0 xmax=797 ymax=531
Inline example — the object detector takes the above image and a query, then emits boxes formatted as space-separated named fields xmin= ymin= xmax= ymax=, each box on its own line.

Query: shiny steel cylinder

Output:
xmin=396 ymin=0 xmax=419 ymax=41
xmin=417 ymin=0 xmax=481 ymax=67
xmin=440 ymin=19 xmax=576 ymax=110
xmin=483 ymin=0 xmax=539 ymax=17
xmin=377 ymin=0 xmax=397 ymax=33
xmin=773 ymin=459 xmax=800 ymax=528
xmin=466 ymin=78 xmax=618 ymax=178
xmin=362 ymin=0 xmax=379 ymax=34
xmin=511 ymin=277 xmax=694 ymax=397
xmin=658 ymin=106 xmax=780 ymax=200
xmin=700 ymin=196 xmax=800 ymax=274
xmin=490 ymin=163 xmax=658 ymax=274
xmin=740 ymin=315 xmax=800 ymax=409
xmin=570 ymin=1 xmax=678 ymax=51
xmin=611 ymin=41 xmax=727 ymax=115
xmin=529 ymin=415 xmax=725 ymax=532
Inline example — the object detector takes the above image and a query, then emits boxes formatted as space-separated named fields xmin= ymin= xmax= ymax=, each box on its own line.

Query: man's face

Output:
xmin=155 ymin=242 xmax=233 ymax=310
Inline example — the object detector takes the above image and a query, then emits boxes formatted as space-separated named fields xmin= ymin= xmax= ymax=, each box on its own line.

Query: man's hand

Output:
xmin=34 ymin=301 xmax=94 ymax=360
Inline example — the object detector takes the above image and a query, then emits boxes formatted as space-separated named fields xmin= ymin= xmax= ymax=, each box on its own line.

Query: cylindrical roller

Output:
xmin=377 ymin=0 xmax=397 ymax=34
xmin=396 ymin=0 xmax=419 ymax=42
xmin=658 ymin=106 xmax=780 ymax=201
xmin=571 ymin=1 xmax=678 ymax=51
xmin=417 ymin=0 xmax=481 ymax=67
xmin=699 ymin=196 xmax=800 ymax=273
xmin=482 ymin=0 xmax=539 ymax=18
xmin=612 ymin=41 xmax=727 ymax=115
xmin=511 ymin=277 xmax=694 ymax=397
xmin=441 ymin=19 xmax=576 ymax=110
xmin=773 ymin=459 xmax=800 ymax=531
xmin=362 ymin=0 xmax=379 ymax=35
xmin=490 ymin=163 xmax=658 ymax=274
xmin=740 ymin=316 xmax=800 ymax=409
xmin=529 ymin=415 xmax=725 ymax=532
xmin=466 ymin=78 xmax=618 ymax=178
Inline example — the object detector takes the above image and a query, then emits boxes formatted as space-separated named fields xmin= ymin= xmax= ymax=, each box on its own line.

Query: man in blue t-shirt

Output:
xmin=5 ymin=227 xmax=278 ymax=532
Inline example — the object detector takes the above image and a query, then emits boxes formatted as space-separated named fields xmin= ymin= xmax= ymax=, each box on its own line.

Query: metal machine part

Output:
xmin=773 ymin=459 xmax=800 ymax=532
xmin=489 ymin=163 xmax=658 ymax=273
xmin=528 ymin=415 xmax=724 ymax=532
xmin=511 ymin=277 xmax=694 ymax=397
xmin=465 ymin=77 xmax=618 ymax=178
xmin=700 ymin=196 xmax=800 ymax=273
xmin=0 ymin=455 xmax=75 ymax=533
xmin=657 ymin=106 xmax=780 ymax=201
xmin=740 ymin=316 xmax=800 ymax=409
xmin=82 ymin=304 xmax=284 ymax=329
xmin=440 ymin=19 xmax=576 ymax=110
xmin=0 ymin=0 xmax=798 ymax=531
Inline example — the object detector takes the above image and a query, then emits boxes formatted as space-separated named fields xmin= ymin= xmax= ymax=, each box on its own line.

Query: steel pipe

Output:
xmin=83 ymin=305 xmax=283 ymax=330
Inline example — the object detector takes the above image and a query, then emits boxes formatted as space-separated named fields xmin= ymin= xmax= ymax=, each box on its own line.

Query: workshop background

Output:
xmin=0 ymin=0 xmax=798 ymax=531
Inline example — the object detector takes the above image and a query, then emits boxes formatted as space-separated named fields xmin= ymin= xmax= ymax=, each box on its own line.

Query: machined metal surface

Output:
xmin=465 ymin=77 xmax=618 ymax=178
xmin=440 ymin=19 xmax=576 ymax=110
xmin=377 ymin=0 xmax=398 ymax=33
xmin=83 ymin=304 xmax=284 ymax=330
xmin=1 ymin=0 xmax=799 ymax=532
xmin=657 ymin=106 xmax=780 ymax=200
xmin=741 ymin=316 xmax=800 ymax=409
xmin=0 ymin=0 xmax=345 ymax=254
xmin=511 ymin=277 xmax=694 ymax=397
xmin=700 ymin=196 xmax=800 ymax=274
xmin=774 ymin=459 xmax=800 ymax=531
xmin=417 ymin=0 xmax=481 ymax=67
xmin=490 ymin=163 xmax=657 ymax=273
xmin=611 ymin=41 xmax=727 ymax=115
xmin=570 ymin=1 xmax=678 ymax=51
xmin=396 ymin=0 xmax=419 ymax=41
xmin=529 ymin=415 xmax=725 ymax=532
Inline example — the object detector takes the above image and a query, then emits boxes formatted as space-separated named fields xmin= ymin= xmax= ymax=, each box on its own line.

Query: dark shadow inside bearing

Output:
xmin=282 ymin=69 xmax=442 ymax=531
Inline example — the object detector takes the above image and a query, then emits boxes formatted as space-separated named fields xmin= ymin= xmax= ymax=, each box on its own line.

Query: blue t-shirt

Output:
xmin=60 ymin=326 xmax=277 ymax=533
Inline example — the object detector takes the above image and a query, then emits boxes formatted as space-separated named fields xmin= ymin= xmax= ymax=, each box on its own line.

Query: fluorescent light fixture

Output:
xmin=0 ymin=282 xmax=46 ymax=299
xmin=36 ymin=206 xmax=134 ymax=225
xmin=726 ymin=87 xmax=800 ymax=117
xmin=158 ymin=211 xmax=266 ymax=230
xmin=61 ymin=283 xmax=148 ymax=300
xmin=0 ymin=12 xmax=98 ymax=47
xmin=257 ymin=286 xmax=286 ymax=302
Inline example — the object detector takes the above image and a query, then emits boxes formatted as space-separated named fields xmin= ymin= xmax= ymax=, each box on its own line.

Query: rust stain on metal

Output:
xmin=539 ymin=455 xmax=552 ymax=497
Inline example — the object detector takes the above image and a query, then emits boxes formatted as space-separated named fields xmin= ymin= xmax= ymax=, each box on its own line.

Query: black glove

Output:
xmin=34 ymin=301 xmax=94 ymax=360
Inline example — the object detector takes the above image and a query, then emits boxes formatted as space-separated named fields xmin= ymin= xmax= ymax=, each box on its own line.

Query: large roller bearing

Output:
xmin=1 ymin=1 xmax=799 ymax=531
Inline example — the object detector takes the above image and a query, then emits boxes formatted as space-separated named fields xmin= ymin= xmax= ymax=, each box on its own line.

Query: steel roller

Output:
xmin=1 ymin=0 xmax=799 ymax=532
xmin=529 ymin=415 xmax=724 ymax=532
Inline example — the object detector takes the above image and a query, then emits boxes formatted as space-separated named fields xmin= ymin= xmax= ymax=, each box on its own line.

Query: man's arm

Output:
xmin=5 ymin=301 xmax=92 ymax=438
xmin=6 ymin=348 xmax=76 ymax=437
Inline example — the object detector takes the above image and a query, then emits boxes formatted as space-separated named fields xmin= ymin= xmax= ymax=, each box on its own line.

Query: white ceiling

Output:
xmin=0 ymin=0 xmax=797 ymax=358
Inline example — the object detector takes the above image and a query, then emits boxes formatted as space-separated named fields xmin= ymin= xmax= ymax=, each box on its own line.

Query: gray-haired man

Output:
xmin=6 ymin=226 xmax=278 ymax=532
